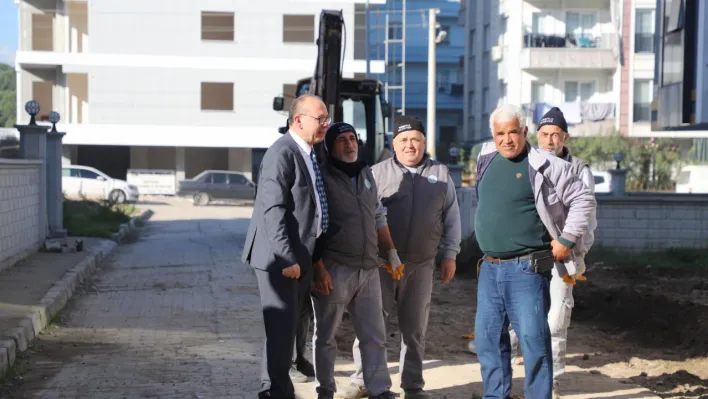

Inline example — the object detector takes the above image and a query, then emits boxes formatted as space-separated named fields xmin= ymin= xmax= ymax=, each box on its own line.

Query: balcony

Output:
xmin=374 ymin=44 xmax=464 ymax=64
xmin=19 ymin=2 xmax=88 ymax=55
xmin=519 ymin=30 xmax=617 ymax=69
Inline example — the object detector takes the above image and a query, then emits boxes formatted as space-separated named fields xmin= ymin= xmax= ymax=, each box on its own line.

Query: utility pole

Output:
xmin=426 ymin=8 xmax=438 ymax=159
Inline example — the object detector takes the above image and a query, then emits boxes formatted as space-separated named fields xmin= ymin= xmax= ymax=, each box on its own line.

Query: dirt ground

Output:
xmin=336 ymin=262 xmax=708 ymax=399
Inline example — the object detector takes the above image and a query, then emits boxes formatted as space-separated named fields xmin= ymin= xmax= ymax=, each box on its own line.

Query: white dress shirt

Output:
xmin=289 ymin=131 xmax=324 ymax=238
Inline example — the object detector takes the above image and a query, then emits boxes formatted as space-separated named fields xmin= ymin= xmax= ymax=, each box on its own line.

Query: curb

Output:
xmin=110 ymin=209 xmax=154 ymax=243
xmin=0 ymin=209 xmax=153 ymax=379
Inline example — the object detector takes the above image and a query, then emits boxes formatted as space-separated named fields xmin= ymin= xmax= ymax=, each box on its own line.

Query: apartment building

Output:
xmin=365 ymin=0 xmax=465 ymax=156
xmin=460 ymin=0 xmax=657 ymax=144
xmin=15 ymin=0 xmax=385 ymax=182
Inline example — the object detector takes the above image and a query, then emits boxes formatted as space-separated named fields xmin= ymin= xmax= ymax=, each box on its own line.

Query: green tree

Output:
xmin=0 ymin=63 xmax=17 ymax=128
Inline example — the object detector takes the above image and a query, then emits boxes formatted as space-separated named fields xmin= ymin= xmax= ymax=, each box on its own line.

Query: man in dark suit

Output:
xmin=242 ymin=94 xmax=331 ymax=399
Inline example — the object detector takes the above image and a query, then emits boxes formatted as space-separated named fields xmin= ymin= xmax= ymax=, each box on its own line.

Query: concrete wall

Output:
xmin=457 ymin=190 xmax=708 ymax=250
xmin=0 ymin=159 xmax=44 ymax=272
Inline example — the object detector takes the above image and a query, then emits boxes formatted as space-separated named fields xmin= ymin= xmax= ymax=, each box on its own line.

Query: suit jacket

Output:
xmin=242 ymin=133 xmax=319 ymax=273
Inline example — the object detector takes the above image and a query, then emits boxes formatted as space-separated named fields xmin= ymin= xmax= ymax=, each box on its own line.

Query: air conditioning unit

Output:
xmin=491 ymin=46 xmax=503 ymax=62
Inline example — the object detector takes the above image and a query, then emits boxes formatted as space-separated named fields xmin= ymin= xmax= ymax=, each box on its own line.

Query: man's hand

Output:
xmin=313 ymin=260 xmax=333 ymax=295
xmin=440 ymin=257 xmax=456 ymax=285
xmin=282 ymin=263 xmax=301 ymax=279
xmin=388 ymin=249 xmax=403 ymax=274
xmin=551 ymin=239 xmax=571 ymax=261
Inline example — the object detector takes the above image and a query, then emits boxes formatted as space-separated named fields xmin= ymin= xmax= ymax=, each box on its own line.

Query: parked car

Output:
xmin=675 ymin=165 xmax=708 ymax=193
xmin=177 ymin=170 xmax=256 ymax=206
xmin=62 ymin=165 xmax=140 ymax=203
xmin=592 ymin=170 xmax=611 ymax=193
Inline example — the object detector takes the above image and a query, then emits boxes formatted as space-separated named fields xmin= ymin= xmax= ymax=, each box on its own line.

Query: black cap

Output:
xmin=537 ymin=107 xmax=568 ymax=134
xmin=393 ymin=116 xmax=426 ymax=138
xmin=325 ymin=122 xmax=357 ymax=152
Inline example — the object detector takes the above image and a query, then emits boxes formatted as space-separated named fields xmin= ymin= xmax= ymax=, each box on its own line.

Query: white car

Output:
xmin=592 ymin=170 xmax=611 ymax=193
xmin=62 ymin=165 xmax=140 ymax=203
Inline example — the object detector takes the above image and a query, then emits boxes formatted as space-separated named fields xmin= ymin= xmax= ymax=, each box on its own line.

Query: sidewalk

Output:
xmin=0 ymin=237 xmax=116 ymax=378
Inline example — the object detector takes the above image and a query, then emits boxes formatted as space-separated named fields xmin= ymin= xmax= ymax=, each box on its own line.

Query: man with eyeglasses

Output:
xmin=242 ymin=94 xmax=331 ymax=399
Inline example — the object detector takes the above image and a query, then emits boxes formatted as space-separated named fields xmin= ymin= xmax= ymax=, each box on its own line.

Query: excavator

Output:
xmin=272 ymin=9 xmax=393 ymax=165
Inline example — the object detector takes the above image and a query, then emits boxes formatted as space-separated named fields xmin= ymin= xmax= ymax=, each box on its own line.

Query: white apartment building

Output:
xmin=15 ymin=0 xmax=384 ymax=182
xmin=460 ymin=0 xmax=656 ymax=144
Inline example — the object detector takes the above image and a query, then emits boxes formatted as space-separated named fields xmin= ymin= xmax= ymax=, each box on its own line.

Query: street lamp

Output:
xmin=448 ymin=145 xmax=460 ymax=164
xmin=48 ymin=111 xmax=61 ymax=133
xmin=25 ymin=100 xmax=40 ymax=125
xmin=613 ymin=152 xmax=624 ymax=169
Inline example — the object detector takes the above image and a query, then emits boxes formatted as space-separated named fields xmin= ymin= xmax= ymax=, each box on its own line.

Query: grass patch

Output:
xmin=586 ymin=246 xmax=707 ymax=270
xmin=63 ymin=199 xmax=135 ymax=238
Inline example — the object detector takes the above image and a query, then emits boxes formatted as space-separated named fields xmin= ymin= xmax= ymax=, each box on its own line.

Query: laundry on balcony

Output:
xmin=523 ymin=33 xmax=601 ymax=49
xmin=523 ymin=102 xmax=615 ymax=125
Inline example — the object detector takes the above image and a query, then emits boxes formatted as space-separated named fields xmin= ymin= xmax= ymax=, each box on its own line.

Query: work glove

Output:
xmin=381 ymin=249 xmax=405 ymax=280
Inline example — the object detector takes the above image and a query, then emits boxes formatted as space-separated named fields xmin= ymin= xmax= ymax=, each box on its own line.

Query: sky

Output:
xmin=0 ymin=0 xmax=18 ymax=66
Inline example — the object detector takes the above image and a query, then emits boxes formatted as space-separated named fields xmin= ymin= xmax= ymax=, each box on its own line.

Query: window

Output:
xmin=438 ymin=25 xmax=451 ymax=45
xmin=62 ymin=168 xmax=79 ymax=177
xmin=229 ymin=174 xmax=247 ymax=185
xmin=482 ymin=88 xmax=489 ymax=113
xmin=211 ymin=173 xmax=227 ymax=184
xmin=531 ymin=81 xmax=545 ymax=103
xmin=635 ymin=10 xmax=655 ymax=53
xmin=354 ymin=4 xmax=366 ymax=59
xmin=283 ymin=15 xmax=315 ymax=43
xmin=564 ymin=81 xmax=595 ymax=102
xmin=388 ymin=22 xmax=402 ymax=40
xmin=566 ymin=12 xmax=596 ymax=39
xmin=469 ymin=29 xmax=475 ymax=56
xmin=633 ymin=79 xmax=652 ymax=122
xmin=283 ymin=84 xmax=297 ymax=112
xmin=79 ymin=169 xmax=100 ymax=179
xmin=32 ymin=13 xmax=54 ymax=51
xmin=201 ymin=82 xmax=233 ymax=111
xmin=201 ymin=12 xmax=234 ymax=41
xmin=594 ymin=175 xmax=605 ymax=185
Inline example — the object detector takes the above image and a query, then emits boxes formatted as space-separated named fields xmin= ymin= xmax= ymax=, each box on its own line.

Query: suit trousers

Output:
xmin=256 ymin=267 xmax=313 ymax=397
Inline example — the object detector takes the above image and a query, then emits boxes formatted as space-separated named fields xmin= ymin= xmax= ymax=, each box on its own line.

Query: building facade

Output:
xmin=15 ymin=0 xmax=385 ymax=182
xmin=461 ymin=0 xmax=657 ymax=144
xmin=365 ymin=0 xmax=465 ymax=155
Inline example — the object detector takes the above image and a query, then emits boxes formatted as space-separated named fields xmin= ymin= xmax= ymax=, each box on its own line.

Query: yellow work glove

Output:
xmin=462 ymin=332 xmax=475 ymax=340
xmin=382 ymin=249 xmax=405 ymax=280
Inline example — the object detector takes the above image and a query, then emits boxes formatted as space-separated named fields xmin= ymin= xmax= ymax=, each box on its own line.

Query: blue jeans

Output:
xmin=474 ymin=258 xmax=553 ymax=399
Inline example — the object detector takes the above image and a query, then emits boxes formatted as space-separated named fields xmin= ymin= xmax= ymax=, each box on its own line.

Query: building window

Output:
xmin=564 ymin=81 xmax=595 ymax=102
xmin=469 ymin=29 xmax=475 ymax=56
xmin=283 ymin=15 xmax=315 ymax=43
xmin=32 ymin=13 xmax=54 ymax=51
xmin=388 ymin=22 xmax=402 ymax=40
xmin=635 ymin=10 xmax=655 ymax=53
xmin=438 ymin=25 xmax=451 ymax=45
xmin=201 ymin=82 xmax=234 ymax=111
xmin=201 ymin=12 xmax=234 ymax=41
xmin=354 ymin=5 xmax=366 ymax=59
xmin=566 ymin=12 xmax=596 ymax=40
xmin=531 ymin=81 xmax=545 ymax=103
xmin=283 ymin=84 xmax=297 ymax=111
xmin=633 ymin=79 xmax=652 ymax=122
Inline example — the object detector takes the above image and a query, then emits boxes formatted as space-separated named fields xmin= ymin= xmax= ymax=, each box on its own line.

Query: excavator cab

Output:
xmin=272 ymin=9 xmax=393 ymax=166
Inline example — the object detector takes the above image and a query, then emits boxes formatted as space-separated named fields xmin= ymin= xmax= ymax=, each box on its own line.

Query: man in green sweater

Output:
xmin=473 ymin=104 xmax=596 ymax=399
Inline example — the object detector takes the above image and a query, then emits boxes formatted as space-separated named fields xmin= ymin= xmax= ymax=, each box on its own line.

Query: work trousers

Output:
xmin=312 ymin=263 xmax=391 ymax=396
xmin=474 ymin=259 xmax=553 ymax=399
xmin=350 ymin=259 xmax=436 ymax=391
xmin=509 ymin=268 xmax=574 ymax=380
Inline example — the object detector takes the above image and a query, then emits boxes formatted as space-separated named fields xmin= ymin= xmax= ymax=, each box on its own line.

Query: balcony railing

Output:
xmin=523 ymin=31 xmax=615 ymax=50
xmin=633 ymin=103 xmax=652 ymax=122
xmin=634 ymin=33 xmax=655 ymax=53
xmin=523 ymin=102 xmax=616 ymax=124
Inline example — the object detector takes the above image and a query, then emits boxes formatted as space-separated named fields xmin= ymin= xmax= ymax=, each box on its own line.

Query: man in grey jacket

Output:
xmin=345 ymin=116 xmax=462 ymax=399
xmin=311 ymin=122 xmax=397 ymax=399
xmin=473 ymin=104 xmax=596 ymax=399
xmin=529 ymin=106 xmax=596 ymax=398
xmin=242 ymin=94 xmax=330 ymax=399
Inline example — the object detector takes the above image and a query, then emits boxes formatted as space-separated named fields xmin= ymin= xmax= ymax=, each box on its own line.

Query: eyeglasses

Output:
xmin=300 ymin=114 xmax=331 ymax=126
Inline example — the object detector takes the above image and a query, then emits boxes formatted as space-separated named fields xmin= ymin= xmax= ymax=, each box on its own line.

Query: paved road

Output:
xmin=5 ymin=200 xmax=659 ymax=399
xmin=8 ymin=202 xmax=265 ymax=399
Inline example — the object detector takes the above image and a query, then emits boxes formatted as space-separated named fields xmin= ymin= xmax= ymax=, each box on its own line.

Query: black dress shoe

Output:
xmin=258 ymin=390 xmax=295 ymax=399
xmin=295 ymin=357 xmax=316 ymax=377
